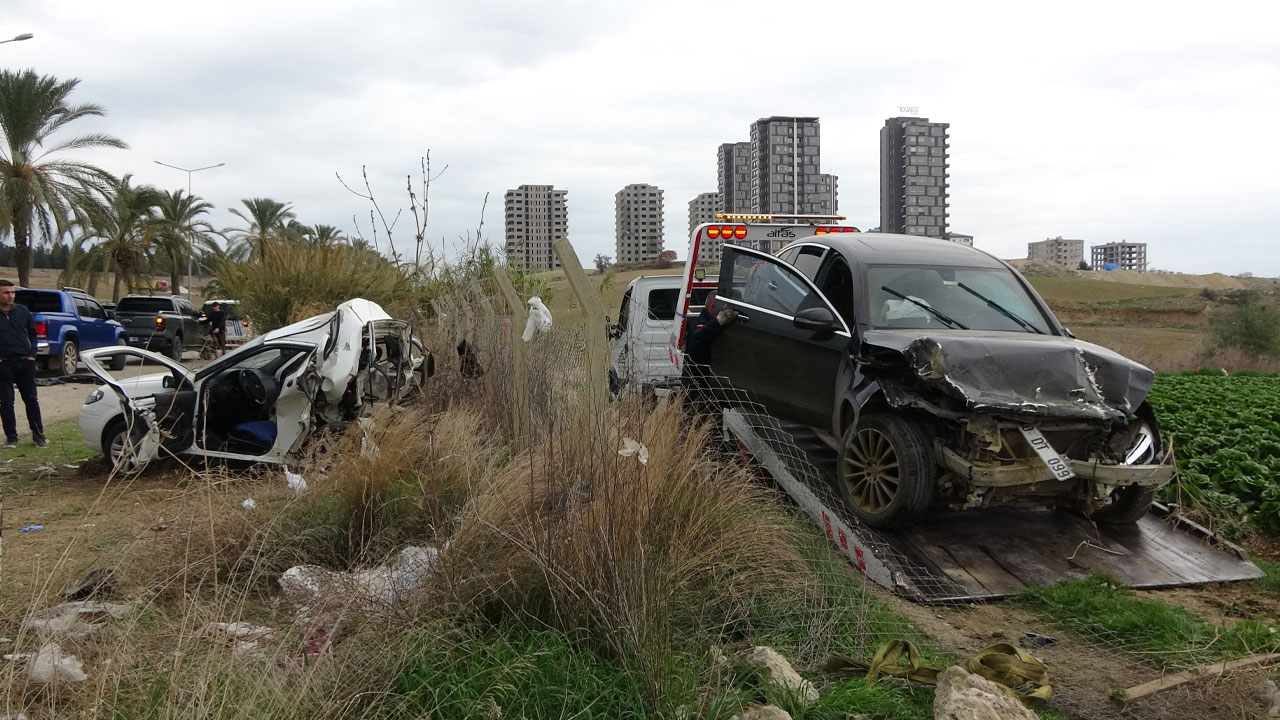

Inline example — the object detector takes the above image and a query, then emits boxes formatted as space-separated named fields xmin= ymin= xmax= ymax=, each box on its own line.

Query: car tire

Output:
xmin=102 ymin=419 xmax=146 ymax=476
xmin=168 ymin=334 xmax=183 ymax=361
xmin=836 ymin=413 xmax=935 ymax=529
xmin=1091 ymin=408 xmax=1162 ymax=525
xmin=59 ymin=340 xmax=79 ymax=376
xmin=108 ymin=338 xmax=128 ymax=371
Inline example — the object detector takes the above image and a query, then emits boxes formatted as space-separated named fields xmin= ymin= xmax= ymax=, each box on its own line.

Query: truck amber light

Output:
xmin=734 ymin=226 xmax=747 ymax=239
xmin=816 ymin=227 xmax=829 ymax=234
xmin=242 ymin=320 xmax=250 ymax=327
xmin=706 ymin=226 xmax=721 ymax=239
xmin=35 ymin=321 xmax=47 ymax=339
xmin=154 ymin=316 xmax=166 ymax=330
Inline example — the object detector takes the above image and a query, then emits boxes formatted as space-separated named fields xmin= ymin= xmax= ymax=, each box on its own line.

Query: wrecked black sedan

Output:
xmin=708 ymin=232 xmax=1171 ymax=529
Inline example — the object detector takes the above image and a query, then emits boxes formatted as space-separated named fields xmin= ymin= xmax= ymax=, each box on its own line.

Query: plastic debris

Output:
xmin=28 ymin=642 xmax=87 ymax=684
xmin=23 ymin=601 xmax=136 ymax=638
xmin=522 ymin=296 xmax=553 ymax=342
xmin=284 ymin=468 xmax=307 ymax=496
xmin=242 ymin=498 xmax=257 ymax=510
xmin=619 ymin=437 xmax=649 ymax=465
xmin=18 ymin=525 xmax=43 ymax=533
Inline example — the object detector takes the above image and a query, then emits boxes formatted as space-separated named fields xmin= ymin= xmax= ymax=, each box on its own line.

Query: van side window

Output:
xmin=616 ymin=288 xmax=632 ymax=334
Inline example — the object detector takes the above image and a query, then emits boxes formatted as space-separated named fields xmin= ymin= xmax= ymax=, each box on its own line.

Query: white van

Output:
xmin=608 ymin=276 xmax=711 ymax=394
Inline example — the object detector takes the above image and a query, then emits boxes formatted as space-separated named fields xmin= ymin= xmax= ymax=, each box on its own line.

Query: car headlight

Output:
xmin=84 ymin=388 xmax=105 ymax=405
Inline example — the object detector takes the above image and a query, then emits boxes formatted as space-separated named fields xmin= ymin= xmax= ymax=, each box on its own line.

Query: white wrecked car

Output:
xmin=80 ymin=299 xmax=426 ymax=474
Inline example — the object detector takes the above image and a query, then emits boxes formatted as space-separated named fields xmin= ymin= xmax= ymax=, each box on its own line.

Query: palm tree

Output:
xmin=309 ymin=224 xmax=346 ymax=248
xmin=155 ymin=189 xmax=216 ymax=295
xmin=80 ymin=174 xmax=164 ymax=301
xmin=0 ymin=69 xmax=126 ymax=287
xmin=227 ymin=197 xmax=293 ymax=261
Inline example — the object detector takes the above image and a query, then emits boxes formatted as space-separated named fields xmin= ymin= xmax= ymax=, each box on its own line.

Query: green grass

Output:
xmin=1247 ymin=560 xmax=1280 ymax=595
xmin=1028 ymin=276 xmax=1199 ymax=304
xmin=1014 ymin=574 xmax=1280 ymax=669
xmin=1 ymin=417 xmax=100 ymax=491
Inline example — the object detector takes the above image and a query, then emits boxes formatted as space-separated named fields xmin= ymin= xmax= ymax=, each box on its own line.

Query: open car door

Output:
xmin=82 ymin=346 xmax=197 ymax=474
xmin=711 ymin=244 xmax=854 ymax=427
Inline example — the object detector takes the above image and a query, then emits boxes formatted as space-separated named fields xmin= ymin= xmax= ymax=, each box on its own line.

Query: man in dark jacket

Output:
xmin=204 ymin=302 xmax=228 ymax=356
xmin=681 ymin=290 xmax=737 ymax=415
xmin=0 ymin=280 xmax=45 ymax=448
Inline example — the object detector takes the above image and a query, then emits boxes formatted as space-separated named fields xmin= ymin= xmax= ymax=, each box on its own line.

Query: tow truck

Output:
xmin=670 ymin=214 xmax=1262 ymax=603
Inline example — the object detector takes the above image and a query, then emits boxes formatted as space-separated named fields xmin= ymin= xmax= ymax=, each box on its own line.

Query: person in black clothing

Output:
xmin=0 ymin=280 xmax=45 ymax=448
xmin=680 ymin=290 xmax=737 ymax=416
xmin=204 ymin=302 xmax=228 ymax=356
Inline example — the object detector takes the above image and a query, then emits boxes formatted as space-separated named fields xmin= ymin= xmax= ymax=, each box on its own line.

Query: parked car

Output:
xmin=15 ymin=287 xmax=128 ymax=375
xmin=113 ymin=295 xmax=204 ymax=359
xmin=706 ymin=232 xmax=1173 ymax=529
xmin=80 ymin=298 xmax=428 ymax=474
xmin=199 ymin=299 xmax=258 ymax=349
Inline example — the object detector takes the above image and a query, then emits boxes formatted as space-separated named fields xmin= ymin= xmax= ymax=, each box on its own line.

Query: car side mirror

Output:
xmin=793 ymin=307 xmax=837 ymax=335
xmin=162 ymin=375 xmax=177 ymax=389
xmin=106 ymin=311 xmax=116 ymax=320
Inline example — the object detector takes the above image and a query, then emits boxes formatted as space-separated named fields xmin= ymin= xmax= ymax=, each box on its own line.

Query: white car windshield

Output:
xmin=868 ymin=265 xmax=1052 ymax=334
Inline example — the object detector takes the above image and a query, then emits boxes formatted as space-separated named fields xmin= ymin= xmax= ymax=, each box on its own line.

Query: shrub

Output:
xmin=1209 ymin=301 xmax=1280 ymax=356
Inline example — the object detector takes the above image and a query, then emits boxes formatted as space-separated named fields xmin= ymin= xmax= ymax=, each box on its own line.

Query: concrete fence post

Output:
xmin=552 ymin=238 xmax=609 ymax=416
xmin=491 ymin=266 xmax=529 ymax=444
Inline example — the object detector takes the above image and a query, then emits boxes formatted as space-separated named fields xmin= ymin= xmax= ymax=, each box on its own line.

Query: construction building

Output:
xmin=1028 ymin=236 xmax=1085 ymax=267
xmin=717 ymin=116 xmax=838 ymax=216
xmin=504 ymin=184 xmax=567 ymax=272
xmin=688 ymin=192 xmax=722 ymax=265
xmin=615 ymin=183 xmax=665 ymax=264
xmin=945 ymin=232 xmax=974 ymax=247
xmin=880 ymin=116 xmax=950 ymax=238
xmin=1092 ymin=241 xmax=1148 ymax=272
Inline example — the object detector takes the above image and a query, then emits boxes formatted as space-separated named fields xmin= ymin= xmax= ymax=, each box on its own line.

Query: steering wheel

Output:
xmin=238 ymin=368 xmax=269 ymax=406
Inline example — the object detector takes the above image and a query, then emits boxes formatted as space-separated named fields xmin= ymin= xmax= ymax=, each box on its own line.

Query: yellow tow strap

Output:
xmin=827 ymin=640 xmax=1052 ymax=704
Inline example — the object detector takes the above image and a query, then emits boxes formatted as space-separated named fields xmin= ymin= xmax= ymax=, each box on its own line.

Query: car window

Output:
xmin=83 ymin=298 xmax=108 ymax=319
xmin=117 ymin=297 xmax=176 ymax=313
xmin=14 ymin=291 xmax=61 ymax=313
xmin=777 ymin=247 xmax=800 ymax=265
xmin=791 ymin=246 xmax=826 ymax=280
xmin=229 ymin=346 xmax=309 ymax=375
xmin=868 ymin=265 xmax=1052 ymax=333
xmin=74 ymin=297 xmax=92 ymax=317
xmin=722 ymin=248 xmax=820 ymax=317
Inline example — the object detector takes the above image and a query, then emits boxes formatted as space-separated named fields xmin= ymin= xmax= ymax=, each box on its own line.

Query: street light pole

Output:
xmin=154 ymin=160 xmax=225 ymax=300
xmin=0 ymin=33 xmax=33 ymax=45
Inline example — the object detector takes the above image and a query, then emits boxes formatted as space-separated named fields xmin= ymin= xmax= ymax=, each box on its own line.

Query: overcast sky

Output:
xmin=8 ymin=0 xmax=1280 ymax=275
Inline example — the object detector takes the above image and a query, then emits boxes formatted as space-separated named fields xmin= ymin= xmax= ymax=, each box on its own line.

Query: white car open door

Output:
xmin=82 ymin=346 xmax=198 ymax=474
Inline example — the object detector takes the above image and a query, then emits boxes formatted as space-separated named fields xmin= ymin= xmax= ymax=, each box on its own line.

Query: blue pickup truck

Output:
xmin=15 ymin=287 xmax=128 ymax=375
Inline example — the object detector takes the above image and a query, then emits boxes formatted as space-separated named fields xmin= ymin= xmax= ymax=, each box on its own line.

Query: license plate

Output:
xmin=1018 ymin=424 xmax=1076 ymax=480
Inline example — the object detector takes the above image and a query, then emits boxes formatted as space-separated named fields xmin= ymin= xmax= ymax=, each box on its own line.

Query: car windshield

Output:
xmin=117 ymin=297 xmax=176 ymax=313
xmin=867 ymin=265 xmax=1053 ymax=334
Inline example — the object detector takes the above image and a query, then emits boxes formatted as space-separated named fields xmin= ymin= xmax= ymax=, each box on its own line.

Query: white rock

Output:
xmin=933 ymin=665 xmax=1039 ymax=720
xmin=278 ymin=545 xmax=442 ymax=613
xmin=743 ymin=646 xmax=819 ymax=704
xmin=242 ymin=498 xmax=257 ymax=510
xmin=29 ymin=642 xmax=87 ymax=684
xmin=731 ymin=705 xmax=792 ymax=720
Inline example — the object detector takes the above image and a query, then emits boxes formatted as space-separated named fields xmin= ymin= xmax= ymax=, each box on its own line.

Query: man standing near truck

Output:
xmin=0 ymin=280 xmax=45 ymax=448
xmin=204 ymin=301 xmax=228 ymax=357
xmin=681 ymin=290 xmax=737 ymax=416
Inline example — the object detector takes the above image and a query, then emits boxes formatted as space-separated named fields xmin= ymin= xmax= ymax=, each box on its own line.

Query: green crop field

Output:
xmin=1148 ymin=373 xmax=1280 ymax=531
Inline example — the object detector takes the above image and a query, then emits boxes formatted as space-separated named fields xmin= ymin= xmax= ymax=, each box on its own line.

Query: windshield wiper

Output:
xmin=880 ymin=286 xmax=968 ymax=330
xmin=955 ymin=282 xmax=1044 ymax=334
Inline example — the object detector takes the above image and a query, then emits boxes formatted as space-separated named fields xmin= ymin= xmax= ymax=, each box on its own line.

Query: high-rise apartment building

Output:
xmin=687 ymin=192 xmax=722 ymax=265
xmin=504 ymin=184 xmax=567 ymax=272
xmin=945 ymin=232 xmax=974 ymax=247
xmin=880 ymin=116 xmax=950 ymax=238
xmin=1091 ymin=241 xmax=1148 ymax=272
xmin=717 ymin=142 xmax=752 ymax=213
xmin=717 ymin=117 xmax=838 ymax=216
xmin=615 ymin=183 xmax=665 ymax=264
xmin=1029 ymin=236 xmax=1084 ymax=267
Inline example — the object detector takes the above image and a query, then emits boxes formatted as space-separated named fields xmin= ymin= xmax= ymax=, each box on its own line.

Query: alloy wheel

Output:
xmin=842 ymin=427 xmax=902 ymax=514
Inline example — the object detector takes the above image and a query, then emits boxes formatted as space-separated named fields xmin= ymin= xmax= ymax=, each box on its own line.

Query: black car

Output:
xmin=709 ymin=232 xmax=1171 ymax=529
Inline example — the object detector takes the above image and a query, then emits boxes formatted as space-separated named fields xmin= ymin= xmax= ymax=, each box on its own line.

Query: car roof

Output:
xmin=792 ymin=232 xmax=1008 ymax=269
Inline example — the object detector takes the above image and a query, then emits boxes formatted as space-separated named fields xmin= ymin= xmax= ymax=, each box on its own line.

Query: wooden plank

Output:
xmin=1117 ymin=653 xmax=1280 ymax=704
xmin=491 ymin=267 xmax=528 ymax=445
xmin=552 ymin=238 xmax=608 ymax=415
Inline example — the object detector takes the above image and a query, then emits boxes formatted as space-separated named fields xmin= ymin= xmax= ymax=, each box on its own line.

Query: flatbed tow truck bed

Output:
xmin=723 ymin=407 xmax=1263 ymax=604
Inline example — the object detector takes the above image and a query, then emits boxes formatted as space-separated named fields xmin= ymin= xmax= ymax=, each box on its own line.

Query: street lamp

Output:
xmin=153 ymin=160 xmax=226 ymax=299
xmin=0 ymin=33 xmax=33 ymax=45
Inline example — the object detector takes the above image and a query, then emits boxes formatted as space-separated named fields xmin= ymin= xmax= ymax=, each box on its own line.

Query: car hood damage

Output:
xmin=861 ymin=330 xmax=1154 ymax=421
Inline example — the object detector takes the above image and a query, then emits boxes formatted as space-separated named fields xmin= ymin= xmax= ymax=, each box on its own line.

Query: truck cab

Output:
xmin=15 ymin=287 xmax=128 ymax=375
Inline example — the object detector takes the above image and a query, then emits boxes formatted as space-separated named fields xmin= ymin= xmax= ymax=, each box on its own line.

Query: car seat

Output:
xmin=229 ymin=420 xmax=278 ymax=454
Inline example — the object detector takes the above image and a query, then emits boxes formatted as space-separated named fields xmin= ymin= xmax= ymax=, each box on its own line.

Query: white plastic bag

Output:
xmin=522 ymin=296 xmax=553 ymax=342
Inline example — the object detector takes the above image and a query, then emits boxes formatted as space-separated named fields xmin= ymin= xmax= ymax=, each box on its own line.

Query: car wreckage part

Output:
xmin=837 ymin=414 xmax=935 ymax=529
xmin=1089 ymin=413 xmax=1163 ymax=524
